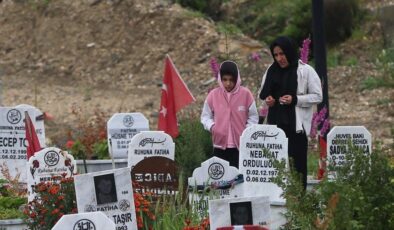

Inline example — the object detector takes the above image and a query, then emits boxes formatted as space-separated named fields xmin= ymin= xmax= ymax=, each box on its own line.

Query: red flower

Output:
xmin=48 ymin=185 xmax=60 ymax=195
xmin=65 ymin=140 xmax=74 ymax=149
xmin=51 ymin=208 xmax=60 ymax=215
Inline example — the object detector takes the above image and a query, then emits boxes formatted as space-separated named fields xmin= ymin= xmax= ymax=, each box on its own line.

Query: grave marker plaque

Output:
xmin=74 ymin=168 xmax=137 ymax=230
xmin=327 ymin=126 xmax=372 ymax=167
xmin=27 ymin=147 xmax=76 ymax=201
xmin=209 ymin=196 xmax=270 ymax=230
xmin=0 ymin=106 xmax=46 ymax=182
xmin=107 ymin=113 xmax=149 ymax=159
xmin=52 ymin=212 xmax=116 ymax=230
xmin=188 ymin=157 xmax=244 ymax=217
xmin=131 ymin=156 xmax=178 ymax=195
xmin=239 ymin=124 xmax=288 ymax=203
xmin=127 ymin=131 xmax=174 ymax=168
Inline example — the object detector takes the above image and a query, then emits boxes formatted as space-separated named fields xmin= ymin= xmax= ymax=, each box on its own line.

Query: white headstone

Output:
xmin=327 ymin=126 xmax=372 ymax=167
xmin=127 ymin=131 xmax=174 ymax=168
xmin=107 ymin=113 xmax=149 ymax=159
xmin=209 ymin=196 xmax=270 ymax=230
xmin=52 ymin=211 xmax=116 ymax=230
xmin=27 ymin=147 xmax=76 ymax=201
xmin=239 ymin=124 xmax=288 ymax=203
xmin=15 ymin=104 xmax=46 ymax=146
xmin=188 ymin=157 xmax=244 ymax=217
xmin=0 ymin=106 xmax=46 ymax=182
xmin=74 ymin=167 xmax=137 ymax=230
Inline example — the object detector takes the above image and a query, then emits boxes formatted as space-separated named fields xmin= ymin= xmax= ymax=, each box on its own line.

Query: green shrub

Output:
xmin=174 ymin=118 xmax=211 ymax=180
xmin=361 ymin=48 xmax=394 ymax=90
xmin=271 ymin=143 xmax=394 ymax=229
xmin=325 ymin=0 xmax=364 ymax=45
xmin=0 ymin=207 xmax=25 ymax=220
xmin=176 ymin=0 xmax=224 ymax=20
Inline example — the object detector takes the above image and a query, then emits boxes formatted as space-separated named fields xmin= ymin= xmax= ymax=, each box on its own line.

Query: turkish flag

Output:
xmin=24 ymin=111 xmax=42 ymax=160
xmin=158 ymin=55 xmax=195 ymax=138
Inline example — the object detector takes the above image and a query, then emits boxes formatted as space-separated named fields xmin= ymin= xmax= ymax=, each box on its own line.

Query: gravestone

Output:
xmin=327 ymin=126 xmax=372 ymax=167
xmin=127 ymin=131 xmax=174 ymax=168
xmin=52 ymin=212 xmax=116 ymax=230
xmin=27 ymin=147 xmax=76 ymax=201
xmin=107 ymin=113 xmax=149 ymax=159
xmin=209 ymin=196 xmax=270 ymax=230
xmin=0 ymin=106 xmax=46 ymax=182
xmin=74 ymin=167 xmax=137 ymax=230
xmin=239 ymin=124 xmax=288 ymax=203
xmin=188 ymin=157 xmax=244 ymax=217
xmin=131 ymin=156 xmax=178 ymax=195
xmin=15 ymin=104 xmax=46 ymax=145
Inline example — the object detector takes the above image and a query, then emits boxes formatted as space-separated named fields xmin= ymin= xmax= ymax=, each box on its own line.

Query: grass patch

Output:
xmin=307 ymin=149 xmax=320 ymax=178
xmin=327 ymin=49 xmax=341 ymax=68
xmin=343 ymin=56 xmax=358 ymax=67
xmin=376 ymin=98 xmax=392 ymax=105
xmin=216 ymin=22 xmax=243 ymax=36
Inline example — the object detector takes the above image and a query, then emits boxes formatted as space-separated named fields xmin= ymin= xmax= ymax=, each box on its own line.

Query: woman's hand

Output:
xmin=279 ymin=95 xmax=292 ymax=105
xmin=266 ymin=95 xmax=276 ymax=107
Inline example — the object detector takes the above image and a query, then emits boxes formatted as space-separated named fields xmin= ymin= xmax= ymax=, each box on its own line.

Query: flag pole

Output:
xmin=109 ymin=138 xmax=115 ymax=169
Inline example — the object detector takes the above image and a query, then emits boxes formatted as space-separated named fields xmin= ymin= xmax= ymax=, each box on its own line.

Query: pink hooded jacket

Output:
xmin=201 ymin=61 xmax=258 ymax=149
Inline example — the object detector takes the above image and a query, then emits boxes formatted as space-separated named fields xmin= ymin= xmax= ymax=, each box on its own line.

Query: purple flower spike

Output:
xmin=320 ymin=119 xmax=331 ymax=136
xmin=210 ymin=57 xmax=220 ymax=79
xmin=300 ymin=37 xmax=311 ymax=63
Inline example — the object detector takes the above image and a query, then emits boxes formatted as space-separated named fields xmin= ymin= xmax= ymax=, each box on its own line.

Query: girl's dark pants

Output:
xmin=213 ymin=148 xmax=239 ymax=168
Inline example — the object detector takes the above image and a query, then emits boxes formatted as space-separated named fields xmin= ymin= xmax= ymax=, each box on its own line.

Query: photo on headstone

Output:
xmin=230 ymin=201 xmax=253 ymax=225
xmin=94 ymin=173 xmax=118 ymax=205
xmin=74 ymin=167 xmax=137 ymax=230
xmin=209 ymin=196 xmax=270 ymax=230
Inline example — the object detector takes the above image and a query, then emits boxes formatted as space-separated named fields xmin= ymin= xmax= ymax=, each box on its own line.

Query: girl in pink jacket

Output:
xmin=201 ymin=61 xmax=258 ymax=168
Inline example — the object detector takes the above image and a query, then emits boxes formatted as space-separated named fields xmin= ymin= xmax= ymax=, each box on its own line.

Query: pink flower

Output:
xmin=209 ymin=57 xmax=220 ymax=79
xmin=320 ymin=119 xmax=331 ymax=136
xmin=300 ymin=37 xmax=311 ymax=63
xmin=259 ymin=107 xmax=268 ymax=117
xmin=250 ymin=52 xmax=262 ymax=62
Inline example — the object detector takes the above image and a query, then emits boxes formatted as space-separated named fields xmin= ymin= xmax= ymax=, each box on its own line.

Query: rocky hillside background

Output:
xmin=0 ymin=0 xmax=393 ymax=150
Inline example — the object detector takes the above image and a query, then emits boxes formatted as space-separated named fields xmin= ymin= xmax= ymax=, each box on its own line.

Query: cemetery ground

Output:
xmin=0 ymin=0 xmax=393 ymax=229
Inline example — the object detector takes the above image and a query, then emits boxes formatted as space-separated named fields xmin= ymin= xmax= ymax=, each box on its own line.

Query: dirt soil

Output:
xmin=0 ymin=0 xmax=393 ymax=151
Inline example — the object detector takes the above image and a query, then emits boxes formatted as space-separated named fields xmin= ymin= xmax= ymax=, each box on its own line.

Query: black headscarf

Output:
xmin=259 ymin=36 xmax=299 ymax=131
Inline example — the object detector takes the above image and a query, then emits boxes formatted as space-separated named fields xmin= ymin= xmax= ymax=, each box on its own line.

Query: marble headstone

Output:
xmin=52 ymin=212 xmax=116 ymax=230
xmin=127 ymin=131 xmax=174 ymax=168
xmin=209 ymin=196 xmax=270 ymax=230
xmin=239 ymin=124 xmax=288 ymax=203
xmin=107 ymin=113 xmax=149 ymax=159
xmin=327 ymin=126 xmax=372 ymax=167
xmin=0 ymin=106 xmax=46 ymax=182
xmin=27 ymin=147 xmax=76 ymax=201
xmin=188 ymin=157 xmax=244 ymax=217
xmin=74 ymin=167 xmax=137 ymax=230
